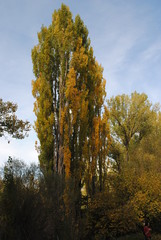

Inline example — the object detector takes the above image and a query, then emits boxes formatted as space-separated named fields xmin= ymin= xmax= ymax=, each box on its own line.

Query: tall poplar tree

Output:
xmin=32 ymin=4 xmax=110 ymax=197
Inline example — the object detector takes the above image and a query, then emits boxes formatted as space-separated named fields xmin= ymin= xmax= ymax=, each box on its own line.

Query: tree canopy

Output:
xmin=108 ymin=92 xmax=154 ymax=163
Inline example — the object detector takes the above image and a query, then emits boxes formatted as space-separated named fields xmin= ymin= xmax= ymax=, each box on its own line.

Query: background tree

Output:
xmin=0 ymin=98 xmax=30 ymax=140
xmin=104 ymin=92 xmax=161 ymax=237
xmin=108 ymin=92 xmax=154 ymax=164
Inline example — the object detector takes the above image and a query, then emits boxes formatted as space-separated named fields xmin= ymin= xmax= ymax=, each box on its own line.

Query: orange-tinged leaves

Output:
xmin=80 ymin=99 xmax=88 ymax=121
xmin=65 ymin=67 xmax=81 ymax=125
xmin=65 ymin=67 xmax=76 ymax=100
xmin=60 ymin=110 xmax=65 ymax=135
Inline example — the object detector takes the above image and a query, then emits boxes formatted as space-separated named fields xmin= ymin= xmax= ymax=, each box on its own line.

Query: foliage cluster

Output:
xmin=0 ymin=98 xmax=30 ymax=140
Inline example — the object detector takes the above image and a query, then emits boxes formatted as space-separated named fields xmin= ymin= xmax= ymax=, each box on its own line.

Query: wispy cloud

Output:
xmin=141 ymin=39 xmax=161 ymax=62
xmin=0 ymin=132 xmax=38 ymax=167
xmin=90 ymin=1 xmax=161 ymax=103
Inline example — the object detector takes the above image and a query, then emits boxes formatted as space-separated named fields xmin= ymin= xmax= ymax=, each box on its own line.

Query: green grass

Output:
xmin=117 ymin=232 xmax=161 ymax=240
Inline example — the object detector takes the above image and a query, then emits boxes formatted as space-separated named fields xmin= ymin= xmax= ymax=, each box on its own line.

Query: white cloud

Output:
xmin=0 ymin=130 xmax=38 ymax=167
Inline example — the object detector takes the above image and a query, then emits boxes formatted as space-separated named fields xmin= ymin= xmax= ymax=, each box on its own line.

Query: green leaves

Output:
xmin=108 ymin=92 xmax=153 ymax=162
xmin=0 ymin=98 xmax=30 ymax=139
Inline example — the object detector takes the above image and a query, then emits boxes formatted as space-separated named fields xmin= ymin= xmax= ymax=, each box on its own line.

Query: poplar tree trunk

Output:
xmin=58 ymin=74 xmax=64 ymax=175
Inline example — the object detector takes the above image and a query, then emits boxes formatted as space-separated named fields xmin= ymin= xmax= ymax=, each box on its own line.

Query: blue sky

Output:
xmin=1 ymin=0 xmax=161 ymax=166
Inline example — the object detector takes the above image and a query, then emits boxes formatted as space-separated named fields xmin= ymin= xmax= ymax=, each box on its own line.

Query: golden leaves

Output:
xmin=71 ymin=37 xmax=88 ymax=70
xmin=65 ymin=67 xmax=81 ymax=125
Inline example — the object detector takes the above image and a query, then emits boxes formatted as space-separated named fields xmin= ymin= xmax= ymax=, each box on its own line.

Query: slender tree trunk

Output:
xmin=99 ymin=150 xmax=102 ymax=192
xmin=54 ymin=77 xmax=59 ymax=173
xmin=58 ymin=74 xmax=64 ymax=175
